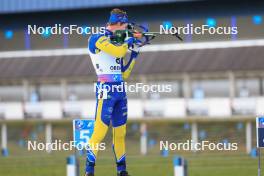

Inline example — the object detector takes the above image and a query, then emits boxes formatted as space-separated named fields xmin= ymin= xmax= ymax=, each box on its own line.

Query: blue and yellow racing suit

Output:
xmin=86 ymin=31 xmax=138 ymax=174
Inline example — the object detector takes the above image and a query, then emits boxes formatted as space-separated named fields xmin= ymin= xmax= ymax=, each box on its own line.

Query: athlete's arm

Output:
xmin=95 ymin=36 xmax=128 ymax=58
xmin=121 ymin=50 xmax=138 ymax=80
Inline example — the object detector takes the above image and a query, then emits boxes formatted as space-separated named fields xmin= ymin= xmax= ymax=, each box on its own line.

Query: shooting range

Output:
xmin=0 ymin=0 xmax=264 ymax=176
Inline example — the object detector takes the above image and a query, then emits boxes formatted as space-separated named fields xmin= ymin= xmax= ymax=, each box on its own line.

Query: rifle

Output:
xmin=110 ymin=23 xmax=183 ymax=47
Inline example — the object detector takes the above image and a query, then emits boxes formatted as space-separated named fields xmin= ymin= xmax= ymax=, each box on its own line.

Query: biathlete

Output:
xmin=86 ymin=8 xmax=139 ymax=176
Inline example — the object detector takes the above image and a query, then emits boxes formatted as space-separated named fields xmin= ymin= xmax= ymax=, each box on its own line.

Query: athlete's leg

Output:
xmin=86 ymin=97 xmax=114 ymax=174
xmin=112 ymin=97 xmax=128 ymax=173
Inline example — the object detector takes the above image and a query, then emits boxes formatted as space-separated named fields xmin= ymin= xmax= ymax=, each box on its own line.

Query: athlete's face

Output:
xmin=107 ymin=22 xmax=128 ymax=32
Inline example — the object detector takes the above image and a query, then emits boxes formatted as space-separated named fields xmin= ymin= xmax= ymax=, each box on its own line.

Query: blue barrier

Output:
xmin=1 ymin=148 xmax=9 ymax=157
xmin=161 ymin=148 xmax=169 ymax=157
xmin=250 ymin=148 xmax=258 ymax=158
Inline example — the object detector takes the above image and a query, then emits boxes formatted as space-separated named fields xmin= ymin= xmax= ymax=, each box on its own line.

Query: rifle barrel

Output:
xmin=143 ymin=32 xmax=183 ymax=41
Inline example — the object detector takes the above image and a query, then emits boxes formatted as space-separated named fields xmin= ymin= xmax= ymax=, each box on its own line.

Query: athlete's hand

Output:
xmin=131 ymin=50 xmax=139 ymax=59
xmin=124 ymin=37 xmax=135 ymax=48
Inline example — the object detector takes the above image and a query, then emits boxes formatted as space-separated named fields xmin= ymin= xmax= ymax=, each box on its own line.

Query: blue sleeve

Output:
xmin=88 ymin=34 xmax=103 ymax=54
xmin=121 ymin=51 xmax=139 ymax=72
